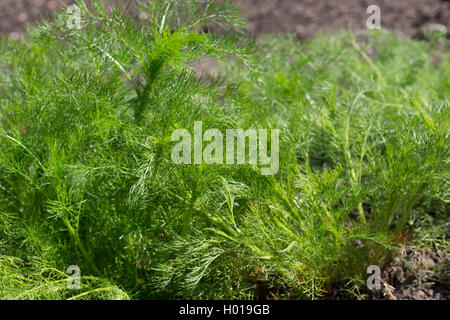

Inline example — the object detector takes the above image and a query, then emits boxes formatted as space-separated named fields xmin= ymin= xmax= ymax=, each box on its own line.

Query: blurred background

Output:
xmin=1 ymin=0 xmax=449 ymax=39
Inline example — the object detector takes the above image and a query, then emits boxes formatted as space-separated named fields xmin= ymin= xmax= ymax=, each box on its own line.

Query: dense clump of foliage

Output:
xmin=0 ymin=0 xmax=448 ymax=299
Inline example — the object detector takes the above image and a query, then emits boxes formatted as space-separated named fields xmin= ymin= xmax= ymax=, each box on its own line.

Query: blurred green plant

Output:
xmin=0 ymin=1 xmax=448 ymax=300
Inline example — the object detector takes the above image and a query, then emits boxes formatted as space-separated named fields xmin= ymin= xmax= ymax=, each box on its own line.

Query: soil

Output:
xmin=0 ymin=0 xmax=449 ymax=300
xmin=371 ymin=247 xmax=450 ymax=300
xmin=239 ymin=0 xmax=450 ymax=39
xmin=0 ymin=0 xmax=71 ymax=37
xmin=1 ymin=0 xmax=449 ymax=39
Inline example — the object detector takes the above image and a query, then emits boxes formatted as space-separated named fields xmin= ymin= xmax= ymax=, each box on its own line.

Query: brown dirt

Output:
xmin=0 ymin=0 xmax=71 ymax=37
xmin=0 ymin=0 xmax=448 ymax=300
xmin=1 ymin=0 xmax=449 ymax=39
xmin=372 ymin=247 xmax=450 ymax=300
xmin=239 ymin=0 xmax=450 ymax=39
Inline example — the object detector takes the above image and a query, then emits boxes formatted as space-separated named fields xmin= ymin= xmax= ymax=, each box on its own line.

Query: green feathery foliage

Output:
xmin=0 ymin=1 xmax=448 ymax=299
